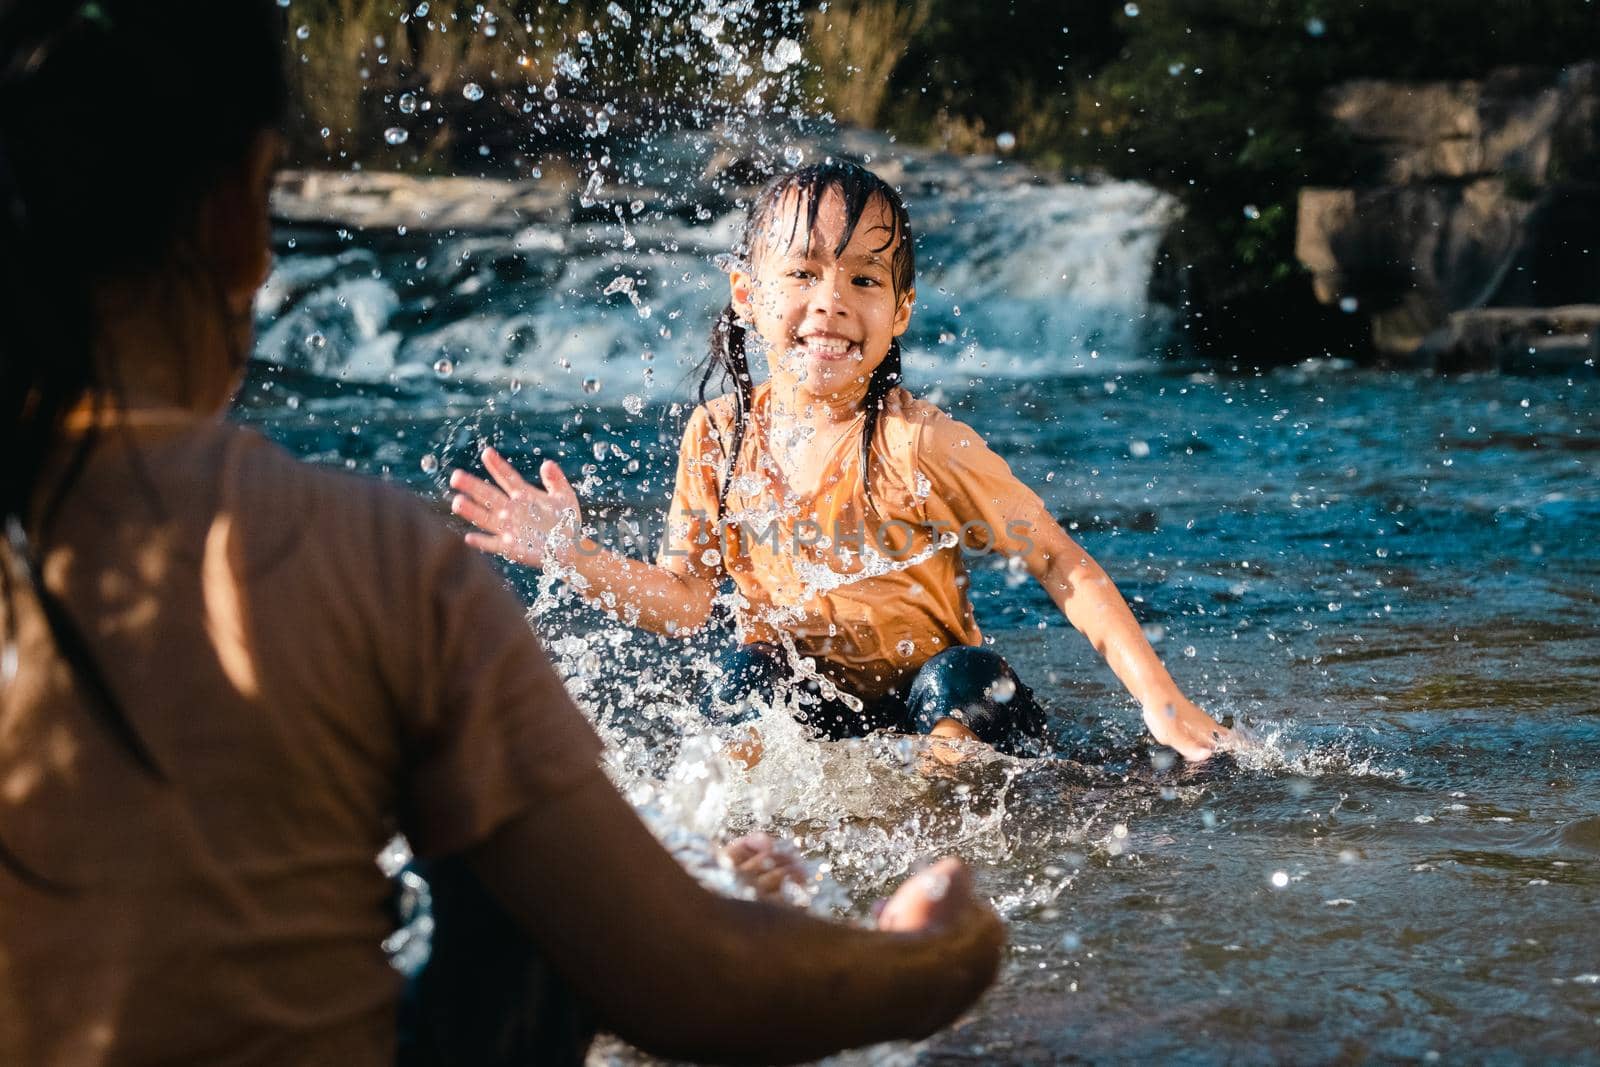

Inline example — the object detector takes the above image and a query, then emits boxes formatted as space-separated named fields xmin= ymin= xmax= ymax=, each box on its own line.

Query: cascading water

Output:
xmin=256 ymin=137 xmax=1178 ymax=405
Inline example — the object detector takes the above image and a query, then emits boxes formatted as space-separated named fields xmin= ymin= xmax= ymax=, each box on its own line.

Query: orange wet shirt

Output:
xmin=660 ymin=382 xmax=1055 ymax=701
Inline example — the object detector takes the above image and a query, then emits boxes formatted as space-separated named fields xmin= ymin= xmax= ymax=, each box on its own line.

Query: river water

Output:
xmin=244 ymin=150 xmax=1599 ymax=1064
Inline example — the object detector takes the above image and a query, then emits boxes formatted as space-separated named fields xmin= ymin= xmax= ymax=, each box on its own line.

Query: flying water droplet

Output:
xmin=995 ymin=131 xmax=1016 ymax=152
xmin=783 ymin=144 xmax=804 ymax=167
xmin=1123 ymin=2 xmax=1140 ymax=15
xmin=433 ymin=357 xmax=453 ymax=378
xmin=1243 ymin=204 xmax=1261 ymax=220
xmin=296 ymin=24 xmax=310 ymax=40
xmin=623 ymin=394 xmax=644 ymax=416
xmin=763 ymin=37 xmax=803 ymax=73
xmin=419 ymin=454 xmax=439 ymax=474
xmin=1305 ymin=17 xmax=1327 ymax=37
xmin=304 ymin=331 xmax=327 ymax=350
xmin=582 ymin=377 xmax=602 ymax=395
xmin=462 ymin=82 xmax=484 ymax=102
xmin=606 ymin=2 xmax=632 ymax=30
xmin=398 ymin=92 xmax=417 ymax=114
xmin=987 ymin=676 xmax=1017 ymax=704
xmin=1339 ymin=295 xmax=1360 ymax=313
xmin=384 ymin=127 xmax=409 ymax=145
xmin=1270 ymin=870 xmax=1290 ymax=888
xmin=895 ymin=639 xmax=916 ymax=657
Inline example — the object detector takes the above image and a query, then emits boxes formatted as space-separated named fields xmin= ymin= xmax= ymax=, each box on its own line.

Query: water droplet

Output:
xmin=384 ymin=127 xmax=409 ymax=146
xmin=895 ymin=639 xmax=916 ymax=657
xmin=412 ymin=1 xmax=429 ymax=16
xmin=419 ymin=454 xmax=439 ymax=474
xmin=623 ymin=394 xmax=644 ymax=416
xmin=988 ymin=676 xmax=1017 ymax=704
xmin=1129 ymin=439 xmax=1151 ymax=458
xmin=462 ymin=82 xmax=484 ymax=102
xmin=699 ymin=549 xmax=722 ymax=567
xmin=1339 ymin=295 xmax=1360 ymax=313
xmin=1168 ymin=62 xmax=1185 ymax=76
xmin=764 ymin=36 xmax=803 ymax=73
xmin=581 ymin=377 xmax=601 ymax=395
xmin=995 ymin=131 xmax=1016 ymax=152
xmin=433 ymin=357 xmax=454 ymax=378
xmin=595 ymin=111 xmax=610 ymax=134
xmin=543 ymin=82 xmax=559 ymax=101
xmin=398 ymin=92 xmax=417 ymax=114
xmin=1305 ymin=16 xmax=1327 ymax=37
xmin=606 ymin=2 xmax=632 ymax=30
xmin=1123 ymin=2 xmax=1140 ymax=15
xmin=1243 ymin=203 xmax=1261 ymax=220
xmin=1270 ymin=870 xmax=1290 ymax=888
xmin=296 ymin=24 xmax=310 ymax=40
xmin=276 ymin=0 xmax=291 ymax=8
xmin=304 ymin=331 xmax=327 ymax=350
xmin=783 ymin=144 xmax=804 ymax=167
xmin=1183 ymin=645 xmax=1197 ymax=658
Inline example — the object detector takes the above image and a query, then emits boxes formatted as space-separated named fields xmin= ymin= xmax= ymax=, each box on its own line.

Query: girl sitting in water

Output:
xmin=450 ymin=160 xmax=1229 ymax=761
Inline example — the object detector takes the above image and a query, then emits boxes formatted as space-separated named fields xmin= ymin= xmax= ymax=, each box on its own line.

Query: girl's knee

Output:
xmin=907 ymin=646 xmax=1044 ymax=755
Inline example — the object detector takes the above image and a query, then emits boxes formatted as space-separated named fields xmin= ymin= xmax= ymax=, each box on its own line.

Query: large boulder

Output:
xmin=1297 ymin=62 xmax=1600 ymax=367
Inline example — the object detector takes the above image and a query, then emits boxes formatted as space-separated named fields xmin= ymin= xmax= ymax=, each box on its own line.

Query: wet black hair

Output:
xmin=697 ymin=159 xmax=916 ymax=515
xmin=0 ymin=0 xmax=288 ymax=890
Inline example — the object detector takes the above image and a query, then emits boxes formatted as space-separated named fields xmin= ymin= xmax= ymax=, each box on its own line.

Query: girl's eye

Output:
xmin=853 ymin=275 xmax=881 ymax=287
xmin=787 ymin=269 xmax=815 ymax=280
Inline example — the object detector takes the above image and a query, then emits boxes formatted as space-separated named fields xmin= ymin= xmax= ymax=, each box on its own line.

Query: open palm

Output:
xmin=449 ymin=447 xmax=581 ymax=567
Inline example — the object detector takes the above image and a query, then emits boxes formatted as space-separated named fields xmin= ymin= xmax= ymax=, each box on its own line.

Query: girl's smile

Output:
xmin=730 ymin=186 xmax=914 ymax=402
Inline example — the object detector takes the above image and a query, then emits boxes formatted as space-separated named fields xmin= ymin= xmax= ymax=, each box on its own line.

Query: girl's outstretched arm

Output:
xmin=450 ymin=448 xmax=718 ymax=636
xmin=1021 ymin=516 xmax=1231 ymax=761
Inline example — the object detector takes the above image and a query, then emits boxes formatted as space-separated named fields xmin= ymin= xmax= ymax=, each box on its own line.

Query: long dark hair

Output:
xmin=697 ymin=160 xmax=917 ymax=515
xmin=0 ymin=0 xmax=288 ymax=890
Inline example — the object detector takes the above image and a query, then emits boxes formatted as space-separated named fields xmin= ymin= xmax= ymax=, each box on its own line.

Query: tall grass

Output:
xmin=803 ymin=0 xmax=928 ymax=129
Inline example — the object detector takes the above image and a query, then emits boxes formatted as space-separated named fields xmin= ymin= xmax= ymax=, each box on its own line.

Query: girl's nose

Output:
xmin=808 ymin=280 xmax=849 ymax=318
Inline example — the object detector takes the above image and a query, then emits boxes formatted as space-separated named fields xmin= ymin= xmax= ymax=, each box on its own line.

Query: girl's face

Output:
xmin=730 ymin=187 xmax=913 ymax=401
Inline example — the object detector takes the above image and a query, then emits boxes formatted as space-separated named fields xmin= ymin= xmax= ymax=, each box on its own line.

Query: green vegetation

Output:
xmin=285 ymin=0 xmax=1599 ymax=361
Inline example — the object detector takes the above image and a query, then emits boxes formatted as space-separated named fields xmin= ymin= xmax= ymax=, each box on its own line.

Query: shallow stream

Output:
xmin=246 ymin=162 xmax=1599 ymax=1063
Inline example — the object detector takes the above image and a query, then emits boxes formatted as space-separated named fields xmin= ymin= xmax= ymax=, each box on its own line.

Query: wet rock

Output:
xmin=271 ymin=169 xmax=572 ymax=233
xmin=1415 ymin=305 xmax=1600 ymax=374
xmin=1297 ymin=62 xmax=1600 ymax=363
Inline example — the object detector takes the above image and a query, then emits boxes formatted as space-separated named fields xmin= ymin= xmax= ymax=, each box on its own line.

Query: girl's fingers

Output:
xmin=464 ymin=531 xmax=509 ymax=556
xmin=541 ymin=459 xmax=575 ymax=502
xmin=482 ymin=447 xmax=534 ymax=497
xmin=450 ymin=494 xmax=500 ymax=533
xmin=449 ymin=468 xmax=509 ymax=511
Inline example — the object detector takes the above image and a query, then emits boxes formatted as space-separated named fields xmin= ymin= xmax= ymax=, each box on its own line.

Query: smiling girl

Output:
xmin=450 ymin=161 xmax=1229 ymax=761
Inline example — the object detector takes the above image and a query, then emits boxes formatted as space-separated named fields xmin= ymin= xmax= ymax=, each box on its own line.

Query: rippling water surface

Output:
xmin=245 ymin=204 xmax=1599 ymax=1062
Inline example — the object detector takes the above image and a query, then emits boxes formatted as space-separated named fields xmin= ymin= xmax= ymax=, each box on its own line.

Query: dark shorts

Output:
xmin=700 ymin=641 xmax=1049 ymax=756
xmin=396 ymin=856 xmax=591 ymax=1067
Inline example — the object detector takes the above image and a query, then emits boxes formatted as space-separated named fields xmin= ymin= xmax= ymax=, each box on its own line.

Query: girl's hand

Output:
xmin=449 ymin=448 xmax=581 ymax=568
xmin=1143 ymin=695 xmax=1232 ymax=762
xmin=721 ymin=832 xmax=808 ymax=902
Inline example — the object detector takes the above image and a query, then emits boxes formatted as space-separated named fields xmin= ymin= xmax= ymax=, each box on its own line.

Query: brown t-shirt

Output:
xmin=0 ymin=415 xmax=603 ymax=1066
xmin=659 ymin=383 xmax=1053 ymax=700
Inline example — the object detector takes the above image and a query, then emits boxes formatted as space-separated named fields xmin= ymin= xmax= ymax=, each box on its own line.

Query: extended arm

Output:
xmin=450 ymin=448 xmax=717 ymax=636
xmin=1022 ymin=516 xmax=1230 ymax=760
xmin=468 ymin=772 xmax=1004 ymax=1064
